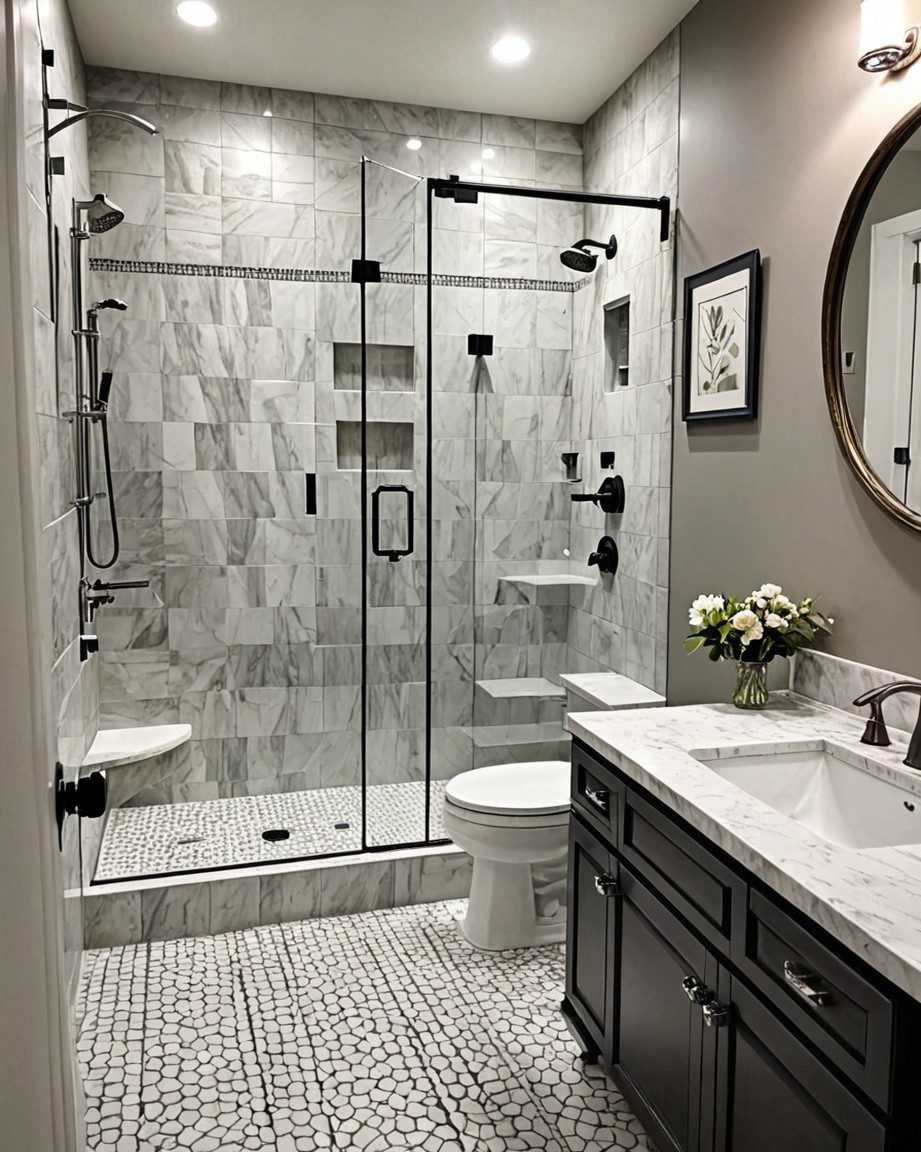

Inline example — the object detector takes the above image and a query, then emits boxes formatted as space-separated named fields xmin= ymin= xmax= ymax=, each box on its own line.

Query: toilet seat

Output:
xmin=444 ymin=760 xmax=570 ymax=818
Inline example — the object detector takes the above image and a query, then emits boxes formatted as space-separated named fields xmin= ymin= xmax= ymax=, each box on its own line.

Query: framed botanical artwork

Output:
xmin=682 ymin=250 xmax=762 ymax=422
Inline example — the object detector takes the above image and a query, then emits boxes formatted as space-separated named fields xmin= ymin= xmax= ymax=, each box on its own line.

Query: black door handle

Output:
xmin=372 ymin=484 xmax=414 ymax=562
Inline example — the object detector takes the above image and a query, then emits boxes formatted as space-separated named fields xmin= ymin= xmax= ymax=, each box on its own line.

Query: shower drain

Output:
xmin=262 ymin=828 xmax=290 ymax=842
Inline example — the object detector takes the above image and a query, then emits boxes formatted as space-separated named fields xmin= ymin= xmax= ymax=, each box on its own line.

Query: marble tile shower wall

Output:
xmin=85 ymin=65 xmax=584 ymax=801
xmin=566 ymin=32 xmax=679 ymax=696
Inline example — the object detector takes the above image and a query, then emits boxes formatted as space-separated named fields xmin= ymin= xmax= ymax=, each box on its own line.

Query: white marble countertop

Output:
xmin=560 ymin=672 xmax=666 ymax=710
xmin=565 ymin=692 xmax=921 ymax=1001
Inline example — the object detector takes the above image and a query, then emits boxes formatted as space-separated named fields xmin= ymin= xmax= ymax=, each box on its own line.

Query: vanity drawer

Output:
xmin=737 ymin=888 xmax=894 ymax=1108
xmin=619 ymin=790 xmax=744 ymax=942
xmin=571 ymin=742 xmax=622 ymax=842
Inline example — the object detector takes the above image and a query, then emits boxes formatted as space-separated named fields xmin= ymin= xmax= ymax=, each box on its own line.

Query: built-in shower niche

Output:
xmin=336 ymin=420 xmax=414 ymax=471
xmin=333 ymin=342 xmax=414 ymax=391
xmin=603 ymin=297 xmax=630 ymax=391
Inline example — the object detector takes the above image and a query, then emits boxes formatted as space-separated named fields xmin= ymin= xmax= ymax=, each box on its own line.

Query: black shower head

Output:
xmin=76 ymin=193 xmax=125 ymax=234
xmin=560 ymin=246 xmax=598 ymax=273
xmin=559 ymin=234 xmax=618 ymax=273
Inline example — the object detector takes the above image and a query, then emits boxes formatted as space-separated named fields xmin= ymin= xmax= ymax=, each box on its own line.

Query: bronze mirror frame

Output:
xmin=822 ymin=100 xmax=921 ymax=535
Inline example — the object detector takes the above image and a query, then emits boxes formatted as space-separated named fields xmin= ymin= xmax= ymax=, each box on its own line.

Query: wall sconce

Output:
xmin=858 ymin=0 xmax=921 ymax=71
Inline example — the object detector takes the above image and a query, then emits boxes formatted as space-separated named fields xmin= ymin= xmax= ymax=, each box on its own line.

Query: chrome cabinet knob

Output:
xmin=702 ymin=1001 xmax=730 ymax=1028
xmin=593 ymin=874 xmax=621 ymax=897
xmin=681 ymin=976 xmax=712 ymax=1004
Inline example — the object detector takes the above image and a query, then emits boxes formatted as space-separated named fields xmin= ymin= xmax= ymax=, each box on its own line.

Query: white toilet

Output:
xmin=443 ymin=760 xmax=570 ymax=951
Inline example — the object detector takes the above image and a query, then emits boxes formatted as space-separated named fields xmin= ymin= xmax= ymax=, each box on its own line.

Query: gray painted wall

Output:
xmin=670 ymin=0 xmax=921 ymax=705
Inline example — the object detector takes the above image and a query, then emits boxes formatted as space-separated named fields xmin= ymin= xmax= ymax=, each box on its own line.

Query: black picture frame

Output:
xmin=682 ymin=249 xmax=762 ymax=423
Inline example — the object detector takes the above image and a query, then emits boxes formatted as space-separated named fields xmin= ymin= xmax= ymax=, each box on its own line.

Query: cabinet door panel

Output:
xmin=566 ymin=815 xmax=613 ymax=1052
xmin=614 ymin=865 xmax=714 ymax=1152
xmin=716 ymin=975 xmax=886 ymax=1152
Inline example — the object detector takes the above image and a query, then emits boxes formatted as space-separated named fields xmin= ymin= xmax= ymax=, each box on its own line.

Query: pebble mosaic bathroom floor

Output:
xmin=77 ymin=900 xmax=651 ymax=1151
xmin=94 ymin=780 xmax=448 ymax=882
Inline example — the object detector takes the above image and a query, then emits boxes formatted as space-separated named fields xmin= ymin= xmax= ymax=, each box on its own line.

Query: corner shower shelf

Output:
xmin=476 ymin=677 xmax=566 ymax=701
xmin=498 ymin=574 xmax=597 ymax=589
xmin=83 ymin=724 xmax=192 ymax=770
xmin=464 ymin=721 xmax=567 ymax=749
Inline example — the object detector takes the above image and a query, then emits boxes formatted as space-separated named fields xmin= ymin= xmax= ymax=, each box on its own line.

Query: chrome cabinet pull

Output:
xmin=583 ymin=786 xmax=609 ymax=814
xmin=593 ymin=874 xmax=621 ymax=897
xmin=783 ymin=961 xmax=832 ymax=1007
xmin=702 ymin=1001 xmax=730 ymax=1028
xmin=681 ymin=976 xmax=712 ymax=1005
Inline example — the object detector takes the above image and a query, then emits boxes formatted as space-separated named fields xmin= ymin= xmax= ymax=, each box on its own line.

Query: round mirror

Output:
xmin=823 ymin=102 xmax=921 ymax=533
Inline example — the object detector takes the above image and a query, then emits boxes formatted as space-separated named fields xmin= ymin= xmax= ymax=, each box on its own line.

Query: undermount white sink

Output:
xmin=692 ymin=743 xmax=921 ymax=850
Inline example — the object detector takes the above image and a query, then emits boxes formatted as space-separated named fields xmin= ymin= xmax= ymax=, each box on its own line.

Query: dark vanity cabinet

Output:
xmin=563 ymin=740 xmax=921 ymax=1152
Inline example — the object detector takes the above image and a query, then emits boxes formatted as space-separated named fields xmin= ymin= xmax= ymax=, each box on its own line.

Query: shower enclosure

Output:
xmin=85 ymin=145 xmax=669 ymax=884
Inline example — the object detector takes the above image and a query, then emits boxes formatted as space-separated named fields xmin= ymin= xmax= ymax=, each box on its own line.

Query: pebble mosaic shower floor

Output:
xmin=77 ymin=900 xmax=651 ymax=1151
xmin=94 ymin=781 xmax=448 ymax=882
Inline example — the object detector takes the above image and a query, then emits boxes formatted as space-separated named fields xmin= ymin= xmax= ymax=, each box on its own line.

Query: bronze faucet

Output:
xmin=853 ymin=682 xmax=921 ymax=770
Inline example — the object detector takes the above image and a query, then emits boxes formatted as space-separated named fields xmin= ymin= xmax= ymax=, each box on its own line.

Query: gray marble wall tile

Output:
xmin=793 ymin=649 xmax=919 ymax=735
xmin=141 ymin=882 xmax=211 ymax=940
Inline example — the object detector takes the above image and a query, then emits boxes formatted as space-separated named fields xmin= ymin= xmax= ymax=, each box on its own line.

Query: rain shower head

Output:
xmin=75 ymin=194 xmax=125 ymax=234
xmin=559 ymin=234 xmax=618 ymax=273
xmin=47 ymin=101 xmax=159 ymax=139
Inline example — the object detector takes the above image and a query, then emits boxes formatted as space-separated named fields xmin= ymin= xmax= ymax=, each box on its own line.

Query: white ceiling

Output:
xmin=68 ymin=0 xmax=697 ymax=124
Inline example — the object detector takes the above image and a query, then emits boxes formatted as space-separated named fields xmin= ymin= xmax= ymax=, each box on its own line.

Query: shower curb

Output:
xmin=73 ymin=844 xmax=471 ymax=949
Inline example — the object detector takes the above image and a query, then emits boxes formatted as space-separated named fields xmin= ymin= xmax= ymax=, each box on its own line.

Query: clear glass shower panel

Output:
xmin=361 ymin=161 xmax=429 ymax=848
xmin=427 ymin=184 xmax=485 ymax=830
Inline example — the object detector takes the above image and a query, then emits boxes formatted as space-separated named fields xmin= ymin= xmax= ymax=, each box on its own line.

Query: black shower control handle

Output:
xmin=571 ymin=476 xmax=625 ymax=515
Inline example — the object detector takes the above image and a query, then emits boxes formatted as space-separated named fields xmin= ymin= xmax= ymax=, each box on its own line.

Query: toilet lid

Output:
xmin=444 ymin=760 xmax=570 ymax=817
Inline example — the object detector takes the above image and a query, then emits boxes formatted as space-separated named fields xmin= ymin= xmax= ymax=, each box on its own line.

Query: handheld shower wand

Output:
xmin=70 ymin=197 xmax=129 ymax=574
xmin=82 ymin=298 xmax=128 ymax=570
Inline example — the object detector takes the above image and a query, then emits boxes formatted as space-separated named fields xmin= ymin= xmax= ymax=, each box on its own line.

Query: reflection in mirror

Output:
xmin=841 ymin=124 xmax=921 ymax=513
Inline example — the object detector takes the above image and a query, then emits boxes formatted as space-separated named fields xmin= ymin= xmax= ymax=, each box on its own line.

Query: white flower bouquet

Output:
xmin=685 ymin=584 xmax=833 ymax=708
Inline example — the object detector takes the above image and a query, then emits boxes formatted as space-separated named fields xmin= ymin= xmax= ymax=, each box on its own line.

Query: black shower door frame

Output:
xmin=355 ymin=163 xmax=670 ymax=853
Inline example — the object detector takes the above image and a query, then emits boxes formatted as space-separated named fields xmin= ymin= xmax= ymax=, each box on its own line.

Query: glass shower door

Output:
xmin=359 ymin=160 xmax=430 ymax=848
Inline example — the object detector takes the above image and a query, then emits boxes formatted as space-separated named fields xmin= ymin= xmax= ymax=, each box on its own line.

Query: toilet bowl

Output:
xmin=443 ymin=760 xmax=570 ymax=951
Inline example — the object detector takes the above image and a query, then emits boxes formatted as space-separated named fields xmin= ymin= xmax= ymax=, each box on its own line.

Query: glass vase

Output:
xmin=732 ymin=661 xmax=770 ymax=710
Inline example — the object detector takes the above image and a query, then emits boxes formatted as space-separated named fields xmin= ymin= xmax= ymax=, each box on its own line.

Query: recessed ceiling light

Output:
xmin=491 ymin=35 xmax=531 ymax=64
xmin=406 ymin=137 xmax=422 ymax=151
xmin=481 ymin=147 xmax=495 ymax=160
xmin=177 ymin=1 xmax=218 ymax=27
xmin=262 ymin=109 xmax=273 ymax=117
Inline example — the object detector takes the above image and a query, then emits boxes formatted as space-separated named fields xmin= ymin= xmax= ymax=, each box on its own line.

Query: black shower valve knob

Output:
xmin=588 ymin=536 xmax=619 ymax=577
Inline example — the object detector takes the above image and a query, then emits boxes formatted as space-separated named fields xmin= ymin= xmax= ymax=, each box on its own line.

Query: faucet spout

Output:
xmin=854 ymin=682 xmax=921 ymax=770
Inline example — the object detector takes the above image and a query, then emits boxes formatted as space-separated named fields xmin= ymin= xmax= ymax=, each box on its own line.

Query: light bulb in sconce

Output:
xmin=858 ymin=0 xmax=921 ymax=72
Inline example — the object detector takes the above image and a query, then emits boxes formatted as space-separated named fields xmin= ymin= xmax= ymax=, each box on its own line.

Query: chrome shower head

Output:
xmin=559 ymin=234 xmax=618 ymax=273
xmin=75 ymin=194 xmax=125 ymax=234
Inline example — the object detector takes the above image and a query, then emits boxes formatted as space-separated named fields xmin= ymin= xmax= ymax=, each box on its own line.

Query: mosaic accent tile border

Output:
xmin=94 ymin=779 xmax=448 ymax=883
xmin=89 ymin=257 xmax=582 ymax=292
xmin=77 ymin=900 xmax=652 ymax=1151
